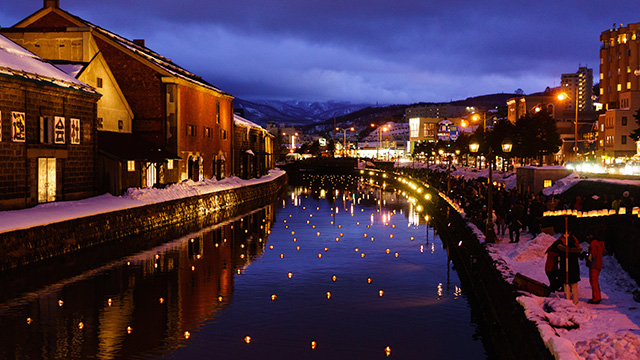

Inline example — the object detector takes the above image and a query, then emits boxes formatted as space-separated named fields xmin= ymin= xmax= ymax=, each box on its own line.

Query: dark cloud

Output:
xmin=1 ymin=0 xmax=634 ymax=103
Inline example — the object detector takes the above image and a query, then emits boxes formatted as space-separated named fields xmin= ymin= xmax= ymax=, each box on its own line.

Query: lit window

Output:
xmin=617 ymin=84 xmax=622 ymax=91
xmin=628 ymin=82 xmax=632 ymax=89
xmin=543 ymin=180 xmax=552 ymax=188
xmin=628 ymin=66 xmax=632 ymax=73
xmin=127 ymin=160 xmax=135 ymax=172
xmin=600 ymin=73 xmax=604 ymax=80
xmin=167 ymin=159 xmax=174 ymax=170
xmin=600 ymin=88 xmax=604 ymax=95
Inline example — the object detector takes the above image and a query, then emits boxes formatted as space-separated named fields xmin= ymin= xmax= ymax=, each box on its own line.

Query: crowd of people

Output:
xmin=397 ymin=164 xmax=624 ymax=305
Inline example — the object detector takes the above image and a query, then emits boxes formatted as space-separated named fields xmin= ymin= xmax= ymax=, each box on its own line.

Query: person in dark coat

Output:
xmin=587 ymin=229 xmax=606 ymax=304
xmin=506 ymin=201 xmax=524 ymax=243
xmin=558 ymin=231 xmax=581 ymax=304
xmin=545 ymin=239 xmax=563 ymax=292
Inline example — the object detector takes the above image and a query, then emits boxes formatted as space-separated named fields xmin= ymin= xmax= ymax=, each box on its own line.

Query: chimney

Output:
xmin=133 ymin=39 xmax=145 ymax=47
xmin=44 ymin=0 xmax=59 ymax=8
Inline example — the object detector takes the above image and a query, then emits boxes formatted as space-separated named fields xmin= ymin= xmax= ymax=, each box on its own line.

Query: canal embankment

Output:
xmin=0 ymin=171 xmax=287 ymax=272
xmin=360 ymin=169 xmax=553 ymax=360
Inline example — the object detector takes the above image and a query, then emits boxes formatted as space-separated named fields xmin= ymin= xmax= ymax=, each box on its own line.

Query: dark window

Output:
xmin=622 ymin=135 xmax=627 ymax=144
xmin=118 ymin=120 xmax=123 ymax=130
xmin=622 ymin=116 xmax=628 ymax=126
xmin=205 ymin=127 xmax=212 ymax=138
xmin=187 ymin=124 xmax=197 ymax=136
xmin=96 ymin=77 xmax=103 ymax=88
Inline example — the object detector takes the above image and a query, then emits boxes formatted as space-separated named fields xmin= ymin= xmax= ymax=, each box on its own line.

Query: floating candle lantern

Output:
xmin=385 ymin=346 xmax=391 ymax=356
xmin=280 ymin=254 xmax=285 ymax=258
xmin=58 ymin=300 xmax=64 ymax=307
xmin=332 ymin=275 xmax=337 ymax=281
xmin=367 ymin=277 xmax=373 ymax=283
xmin=26 ymin=317 xmax=32 ymax=325
xmin=326 ymin=292 xmax=332 ymax=299
xmin=379 ymin=290 xmax=384 ymax=297
xmin=78 ymin=322 xmax=84 ymax=330
xmin=288 ymin=272 xmax=293 ymax=278
xmin=271 ymin=294 xmax=277 ymax=301
xmin=311 ymin=340 xmax=317 ymax=350
xmin=159 ymin=298 xmax=164 ymax=304
xmin=245 ymin=336 xmax=251 ymax=344
xmin=184 ymin=331 xmax=190 ymax=339
xmin=108 ymin=298 xmax=112 ymax=306
xmin=317 ymin=254 xmax=322 ymax=258
xmin=127 ymin=326 xmax=132 ymax=334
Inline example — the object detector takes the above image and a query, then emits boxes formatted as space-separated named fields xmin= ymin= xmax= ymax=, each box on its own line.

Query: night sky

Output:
xmin=1 ymin=0 xmax=638 ymax=104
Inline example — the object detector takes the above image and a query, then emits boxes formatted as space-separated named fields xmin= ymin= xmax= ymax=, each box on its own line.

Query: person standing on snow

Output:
xmin=587 ymin=229 xmax=606 ymax=304
xmin=558 ymin=231 xmax=581 ymax=304
xmin=545 ymin=238 xmax=563 ymax=292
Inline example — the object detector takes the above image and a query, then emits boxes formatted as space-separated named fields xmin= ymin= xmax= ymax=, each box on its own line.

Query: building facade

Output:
xmin=7 ymin=0 xmax=234 ymax=191
xmin=233 ymin=115 xmax=274 ymax=179
xmin=598 ymin=23 xmax=640 ymax=162
xmin=0 ymin=34 xmax=100 ymax=210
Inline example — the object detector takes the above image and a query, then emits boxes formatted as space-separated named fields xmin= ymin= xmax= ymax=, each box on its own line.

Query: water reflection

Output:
xmin=0 ymin=176 xmax=489 ymax=359
xmin=0 ymin=206 xmax=274 ymax=360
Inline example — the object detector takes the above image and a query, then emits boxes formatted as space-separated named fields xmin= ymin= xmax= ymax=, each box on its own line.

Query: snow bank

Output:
xmin=0 ymin=169 xmax=286 ymax=233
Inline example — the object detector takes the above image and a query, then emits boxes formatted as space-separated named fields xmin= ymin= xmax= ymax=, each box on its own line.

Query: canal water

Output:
xmin=0 ymin=176 xmax=491 ymax=359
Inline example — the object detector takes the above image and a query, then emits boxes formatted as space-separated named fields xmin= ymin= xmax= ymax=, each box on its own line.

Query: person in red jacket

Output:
xmin=545 ymin=239 xmax=563 ymax=292
xmin=587 ymin=230 xmax=606 ymax=304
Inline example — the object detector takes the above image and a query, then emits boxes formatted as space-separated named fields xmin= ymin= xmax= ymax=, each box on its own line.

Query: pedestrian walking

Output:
xmin=506 ymin=201 xmax=524 ymax=243
xmin=558 ymin=229 xmax=581 ymax=305
xmin=587 ymin=228 xmax=606 ymax=304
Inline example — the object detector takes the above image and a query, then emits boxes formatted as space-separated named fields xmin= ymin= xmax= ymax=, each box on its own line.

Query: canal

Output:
xmin=0 ymin=175 xmax=492 ymax=359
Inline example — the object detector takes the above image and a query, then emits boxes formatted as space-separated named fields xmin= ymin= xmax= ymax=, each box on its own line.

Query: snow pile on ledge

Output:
xmin=486 ymin=231 xmax=640 ymax=359
xmin=0 ymin=169 xmax=285 ymax=233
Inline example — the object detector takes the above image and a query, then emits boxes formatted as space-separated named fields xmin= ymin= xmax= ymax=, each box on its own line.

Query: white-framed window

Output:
xmin=167 ymin=159 xmax=174 ymax=170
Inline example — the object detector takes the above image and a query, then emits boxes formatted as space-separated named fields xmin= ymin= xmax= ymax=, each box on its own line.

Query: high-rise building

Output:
xmin=599 ymin=23 xmax=640 ymax=109
xmin=598 ymin=23 xmax=640 ymax=161
xmin=561 ymin=67 xmax=593 ymax=112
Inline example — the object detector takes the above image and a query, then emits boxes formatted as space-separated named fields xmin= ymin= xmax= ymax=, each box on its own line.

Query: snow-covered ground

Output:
xmin=487 ymin=229 xmax=640 ymax=360
xmin=402 ymin=162 xmax=640 ymax=359
xmin=0 ymin=169 xmax=285 ymax=234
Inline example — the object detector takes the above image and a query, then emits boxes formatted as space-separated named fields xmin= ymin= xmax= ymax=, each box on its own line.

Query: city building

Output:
xmin=5 ymin=0 xmax=234 ymax=190
xmin=405 ymin=104 xmax=469 ymax=119
xmin=598 ymin=23 xmax=640 ymax=162
xmin=233 ymin=115 xmax=274 ymax=179
xmin=561 ymin=67 xmax=594 ymax=113
xmin=0 ymin=34 xmax=100 ymax=210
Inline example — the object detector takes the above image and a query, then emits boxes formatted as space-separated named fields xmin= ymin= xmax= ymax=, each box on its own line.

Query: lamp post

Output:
xmin=470 ymin=137 xmax=512 ymax=243
xmin=371 ymin=123 xmax=389 ymax=160
xmin=336 ymin=127 xmax=354 ymax=157
xmin=558 ymin=88 xmax=579 ymax=161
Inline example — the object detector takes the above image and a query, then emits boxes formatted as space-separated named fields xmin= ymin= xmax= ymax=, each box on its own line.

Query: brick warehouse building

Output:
xmin=0 ymin=34 xmax=99 ymax=210
xmin=6 ymin=0 xmax=234 ymax=187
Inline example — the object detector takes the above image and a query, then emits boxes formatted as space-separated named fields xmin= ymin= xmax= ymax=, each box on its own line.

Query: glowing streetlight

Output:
xmin=557 ymin=90 xmax=579 ymax=161
xmin=335 ymin=127 xmax=355 ymax=157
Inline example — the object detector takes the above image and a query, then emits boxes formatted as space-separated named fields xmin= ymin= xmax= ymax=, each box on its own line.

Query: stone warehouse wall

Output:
xmin=0 ymin=173 xmax=287 ymax=272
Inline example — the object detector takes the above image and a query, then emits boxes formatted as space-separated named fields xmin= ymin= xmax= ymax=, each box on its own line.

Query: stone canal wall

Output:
xmin=362 ymin=169 xmax=553 ymax=360
xmin=0 ymin=173 xmax=287 ymax=272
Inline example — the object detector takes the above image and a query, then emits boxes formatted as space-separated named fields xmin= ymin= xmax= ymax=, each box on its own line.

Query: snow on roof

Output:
xmin=54 ymin=63 xmax=86 ymax=78
xmin=234 ymin=114 xmax=264 ymax=130
xmin=0 ymin=34 xmax=94 ymax=93
xmin=53 ymin=8 xmax=231 ymax=97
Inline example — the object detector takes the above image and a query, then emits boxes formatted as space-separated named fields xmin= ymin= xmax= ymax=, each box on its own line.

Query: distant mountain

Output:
xmin=233 ymin=99 xmax=374 ymax=126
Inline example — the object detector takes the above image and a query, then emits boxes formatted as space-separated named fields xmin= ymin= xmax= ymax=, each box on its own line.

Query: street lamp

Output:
xmin=371 ymin=123 xmax=390 ymax=160
xmin=335 ymin=127 xmax=354 ymax=157
xmin=558 ymin=89 xmax=579 ymax=161
xmin=469 ymin=137 xmax=512 ymax=243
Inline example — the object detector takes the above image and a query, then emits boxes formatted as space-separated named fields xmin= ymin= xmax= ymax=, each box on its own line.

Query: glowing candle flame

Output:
xmin=367 ymin=277 xmax=373 ymax=284
xmin=184 ymin=331 xmax=190 ymax=339
xmin=271 ymin=294 xmax=277 ymax=301
xmin=311 ymin=340 xmax=317 ymax=350
xmin=385 ymin=346 xmax=391 ymax=356
xmin=326 ymin=292 xmax=332 ymax=299
xmin=159 ymin=297 xmax=164 ymax=304
xmin=58 ymin=300 xmax=64 ymax=307
xmin=108 ymin=298 xmax=112 ymax=306
xmin=379 ymin=290 xmax=384 ymax=297
xmin=332 ymin=275 xmax=337 ymax=281
xmin=280 ymin=254 xmax=285 ymax=259
xmin=78 ymin=322 xmax=84 ymax=330
xmin=288 ymin=272 xmax=293 ymax=278
xmin=26 ymin=317 xmax=32 ymax=325
xmin=245 ymin=336 xmax=251 ymax=344
xmin=317 ymin=254 xmax=322 ymax=258
xmin=127 ymin=326 xmax=132 ymax=334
